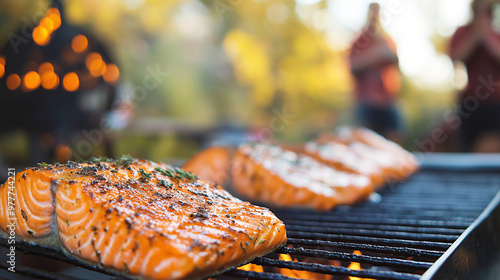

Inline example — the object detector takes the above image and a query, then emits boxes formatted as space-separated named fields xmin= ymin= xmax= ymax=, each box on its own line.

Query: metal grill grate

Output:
xmin=221 ymin=170 xmax=500 ymax=280
xmin=1 ymin=169 xmax=500 ymax=280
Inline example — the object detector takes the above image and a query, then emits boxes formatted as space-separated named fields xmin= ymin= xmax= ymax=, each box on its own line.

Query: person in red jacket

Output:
xmin=349 ymin=3 xmax=402 ymax=143
xmin=449 ymin=0 xmax=500 ymax=152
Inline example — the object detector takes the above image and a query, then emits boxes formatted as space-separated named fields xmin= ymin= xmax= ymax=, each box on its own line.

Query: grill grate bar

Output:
xmin=281 ymin=220 xmax=465 ymax=235
xmin=286 ymin=225 xmax=460 ymax=241
xmin=277 ymin=209 xmax=479 ymax=219
xmin=223 ymin=269 xmax=300 ymax=280
xmin=287 ymin=238 xmax=445 ymax=258
xmin=276 ymin=246 xmax=433 ymax=269
xmin=330 ymin=209 xmax=481 ymax=218
xmin=251 ymin=257 xmax=421 ymax=280
xmin=287 ymin=232 xmax=454 ymax=248
xmin=276 ymin=214 xmax=474 ymax=228
xmin=353 ymin=203 xmax=487 ymax=212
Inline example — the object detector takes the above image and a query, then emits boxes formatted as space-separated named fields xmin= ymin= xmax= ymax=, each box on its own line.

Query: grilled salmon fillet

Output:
xmin=182 ymin=146 xmax=231 ymax=185
xmin=0 ymin=156 xmax=286 ymax=280
xmin=230 ymin=144 xmax=373 ymax=211
xmin=300 ymin=141 xmax=386 ymax=188
xmin=337 ymin=128 xmax=419 ymax=181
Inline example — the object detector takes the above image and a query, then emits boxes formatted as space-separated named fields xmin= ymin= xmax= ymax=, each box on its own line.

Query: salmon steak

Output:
xmin=183 ymin=146 xmax=231 ymax=186
xmin=230 ymin=144 xmax=373 ymax=211
xmin=336 ymin=128 xmax=419 ymax=181
xmin=0 ymin=156 xmax=287 ymax=280
xmin=301 ymin=141 xmax=386 ymax=189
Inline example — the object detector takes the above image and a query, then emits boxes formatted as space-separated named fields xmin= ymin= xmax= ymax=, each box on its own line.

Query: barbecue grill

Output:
xmin=1 ymin=153 xmax=500 ymax=280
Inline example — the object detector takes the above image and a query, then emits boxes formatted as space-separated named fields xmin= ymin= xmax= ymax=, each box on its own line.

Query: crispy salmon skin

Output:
xmin=0 ymin=156 xmax=286 ymax=280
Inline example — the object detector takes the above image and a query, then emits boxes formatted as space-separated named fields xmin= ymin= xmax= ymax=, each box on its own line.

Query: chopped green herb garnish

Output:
xmin=155 ymin=167 xmax=198 ymax=181
xmin=158 ymin=179 xmax=173 ymax=188
xmin=115 ymin=155 xmax=135 ymax=166
xmin=139 ymin=169 xmax=151 ymax=179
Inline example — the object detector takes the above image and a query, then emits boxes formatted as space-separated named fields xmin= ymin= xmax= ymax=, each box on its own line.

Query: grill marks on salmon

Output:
xmin=301 ymin=141 xmax=386 ymax=188
xmin=0 ymin=157 xmax=286 ymax=280
xmin=337 ymin=127 xmax=419 ymax=181
xmin=231 ymin=144 xmax=373 ymax=210
xmin=183 ymin=129 xmax=418 ymax=211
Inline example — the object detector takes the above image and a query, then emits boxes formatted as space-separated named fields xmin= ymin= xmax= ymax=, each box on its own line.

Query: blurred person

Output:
xmin=349 ymin=2 xmax=402 ymax=143
xmin=449 ymin=0 xmax=500 ymax=153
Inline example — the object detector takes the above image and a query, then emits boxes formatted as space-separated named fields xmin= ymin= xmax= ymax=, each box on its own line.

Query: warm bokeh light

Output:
xmin=23 ymin=71 xmax=41 ymax=90
xmin=38 ymin=62 xmax=54 ymax=75
xmin=55 ymin=144 xmax=72 ymax=162
xmin=47 ymin=7 xmax=60 ymax=16
xmin=63 ymin=72 xmax=79 ymax=91
xmin=6 ymin=74 xmax=20 ymax=90
xmin=47 ymin=8 xmax=61 ymax=30
xmin=71 ymin=34 xmax=88 ymax=53
xmin=41 ymin=72 xmax=59 ymax=90
xmin=86 ymin=52 xmax=106 ymax=76
xmin=103 ymin=63 xmax=120 ymax=83
xmin=39 ymin=17 xmax=54 ymax=33
xmin=33 ymin=26 xmax=50 ymax=46
xmin=0 ymin=55 xmax=6 ymax=79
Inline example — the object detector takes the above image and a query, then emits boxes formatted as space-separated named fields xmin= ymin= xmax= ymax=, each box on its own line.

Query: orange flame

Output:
xmin=348 ymin=251 xmax=374 ymax=280
xmin=238 ymin=263 xmax=264 ymax=272
xmin=278 ymin=254 xmax=333 ymax=280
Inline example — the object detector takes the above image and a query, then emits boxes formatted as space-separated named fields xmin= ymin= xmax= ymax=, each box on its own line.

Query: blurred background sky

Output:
xmin=0 ymin=0 xmax=492 ymax=165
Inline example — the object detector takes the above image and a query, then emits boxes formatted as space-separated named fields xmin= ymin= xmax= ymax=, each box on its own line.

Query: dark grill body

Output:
xmin=1 ymin=156 xmax=500 ymax=280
